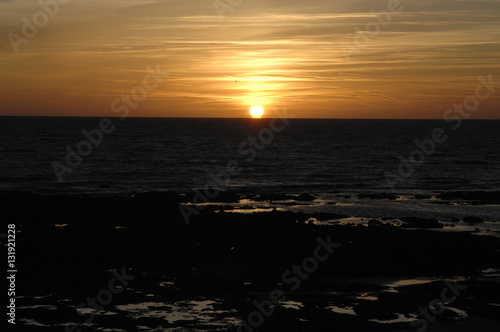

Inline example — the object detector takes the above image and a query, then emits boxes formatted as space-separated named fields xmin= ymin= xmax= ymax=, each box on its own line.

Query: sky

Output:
xmin=1 ymin=0 xmax=499 ymax=118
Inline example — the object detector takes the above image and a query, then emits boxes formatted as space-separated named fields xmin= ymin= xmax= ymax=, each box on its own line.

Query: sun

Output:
xmin=249 ymin=106 xmax=264 ymax=118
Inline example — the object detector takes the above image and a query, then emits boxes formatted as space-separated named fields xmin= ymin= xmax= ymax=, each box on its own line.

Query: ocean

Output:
xmin=1 ymin=117 xmax=499 ymax=195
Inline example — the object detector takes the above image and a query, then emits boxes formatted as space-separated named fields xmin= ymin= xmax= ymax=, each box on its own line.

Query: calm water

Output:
xmin=1 ymin=117 xmax=499 ymax=195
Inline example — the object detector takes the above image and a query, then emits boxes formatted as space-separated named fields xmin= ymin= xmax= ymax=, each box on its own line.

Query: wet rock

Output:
xmin=414 ymin=194 xmax=432 ymax=199
xmin=186 ymin=190 xmax=240 ymax=203
xmin=297 ymin=193 xmax=316 ymax=201
xmin=368 ymin=219 xmax=383 ymax=226
xmin=463 ymin=216 xmax=483 ymax=223
xmin=254 ymin=194 xmax=285 ymax=201
xmin=438 ymin=307 xmax=468 ymax=321
xmin=400 ymin=217 xmax=444 ymax=229
xmin=217 ymin=191 xmax=241 ymax=202
xmin=309 ymin=212 xmax=349 ymax=221
xmin=437 ymin=191 xmax=500 ymax=204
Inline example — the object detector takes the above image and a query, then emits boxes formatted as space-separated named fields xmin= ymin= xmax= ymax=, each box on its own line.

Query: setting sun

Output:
xmin=249 ymin=106 xmax=264 ymax=118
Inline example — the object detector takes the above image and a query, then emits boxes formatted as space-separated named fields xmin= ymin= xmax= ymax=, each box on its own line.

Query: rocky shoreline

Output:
xmin=5 ymin=191 xmax=500 ymax=331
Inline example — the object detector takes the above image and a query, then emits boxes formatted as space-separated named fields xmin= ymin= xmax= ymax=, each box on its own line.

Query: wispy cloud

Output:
xmin=0 ymin=0 xmax=499 ymax=118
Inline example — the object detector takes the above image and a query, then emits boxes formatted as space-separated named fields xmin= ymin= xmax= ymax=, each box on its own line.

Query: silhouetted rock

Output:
xmin=297 ymin=193 xmax=316 ymax=201
xmin=217 ymin=191 xmax=241 ymax=203
xmin=400 ymin=217 xmax=443 ymax=228
xmin=184 ymin=190 xmax=240 ymax=203
xmin=308 ymin=212 xmax=349 ymax=221
xmin=439 ymin=307 xmax=468 ymax=321
xmin=464 ymin=216 xmax=483 ymax=223
xmin=414 ymin=194 xmax=432 ymax=199
xmin=6 ymin=191 xmax=500 ymax=332
xmin=368 ymin=219 xmax=383 ymax=226
xmin=437 ymin=191 xmax=500 ymax=204
xmin=254 ymin=194 xmax=293 ymax=201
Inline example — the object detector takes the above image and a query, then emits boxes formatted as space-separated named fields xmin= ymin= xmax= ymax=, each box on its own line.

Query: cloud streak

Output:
xmin=0 ymin=0 xmax=499 ymax=118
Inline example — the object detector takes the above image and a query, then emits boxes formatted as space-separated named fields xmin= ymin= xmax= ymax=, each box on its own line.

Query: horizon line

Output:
xmin=1 ymin=115 xmax=499 ymax=120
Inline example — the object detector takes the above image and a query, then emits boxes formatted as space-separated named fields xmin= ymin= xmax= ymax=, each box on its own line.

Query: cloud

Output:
xmin=0 ymin=0 xmax=499 ymax=117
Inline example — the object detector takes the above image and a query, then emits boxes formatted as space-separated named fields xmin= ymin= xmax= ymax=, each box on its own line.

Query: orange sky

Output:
xmin=1 ymin=0 xmax=499 ymax=118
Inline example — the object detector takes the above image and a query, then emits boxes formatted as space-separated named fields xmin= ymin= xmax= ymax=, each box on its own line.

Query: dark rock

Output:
xmin=186 ymin=190 xmax=240 ymax=203
xmin=464 ymin=216 xmax=483 ymax=223
xmin=297 ymin=193 xmax=316 ymax=201
xmin=309 ymin=212 xmax=349 ymax=221
xmin=451 ymin=217 xmax=459 ymax=222
xmin=414 ymin=194 xmax=432 ymax=199
xmin=400 ymin=217 xmax=444 ymax=229
xmin=437 ymin=191 xmax=500 ymax=203
xmin=368 ymin=219 xmax=383 ymax=226
xmin=438 ymin=307 xmax=468 ymax=321
xmin=254 ymin=194 xmax=287 ymax=201
xmin=7 ymin=191 xmax=500 ymax=332
xmin=217 ymin=191 xmax=241 ymax=203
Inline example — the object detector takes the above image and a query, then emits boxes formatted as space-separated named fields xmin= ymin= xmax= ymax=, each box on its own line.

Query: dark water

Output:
xmin=1 ymin=116 xmax=499 ymax=195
